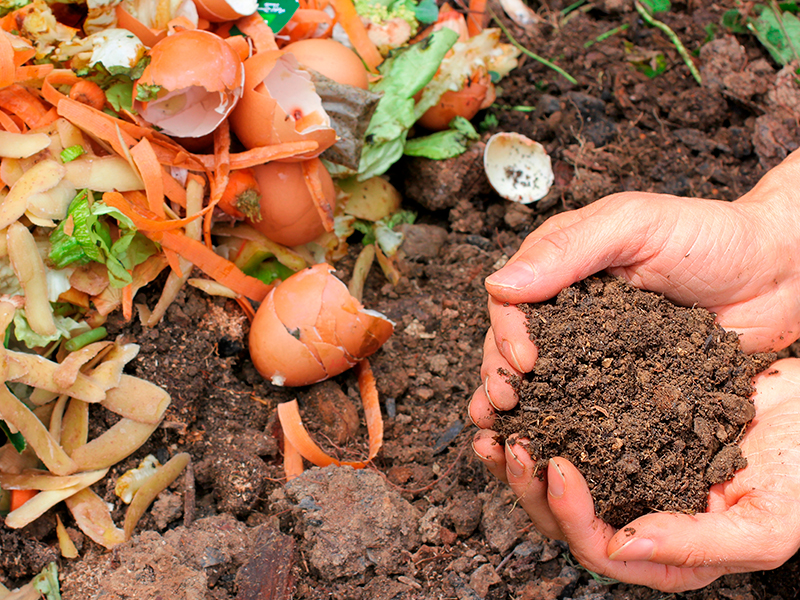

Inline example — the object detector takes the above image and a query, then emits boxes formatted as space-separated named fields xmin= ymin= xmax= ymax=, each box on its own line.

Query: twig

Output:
xmin=490 ymin=10 xmax=578 ymax=85
xmin=633 ymin=0 xmax=702 ymax=85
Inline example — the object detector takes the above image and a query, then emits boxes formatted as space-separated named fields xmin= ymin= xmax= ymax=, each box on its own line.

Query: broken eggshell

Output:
xmin=133 ymin=30 xmax=244 ymax=139
xmin=483 ymin=132 xmax=554 ymax=204
xmin=229 ymin=51 xmax=336 ymax=158
xmin=249 ymin=263 xmax=394 ymax=387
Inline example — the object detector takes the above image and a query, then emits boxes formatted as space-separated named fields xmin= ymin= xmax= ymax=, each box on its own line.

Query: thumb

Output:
xmin=606 ymin=495 xmax=800 ymax=571
xmin=484 ymin=193 xmax=670 ymax=304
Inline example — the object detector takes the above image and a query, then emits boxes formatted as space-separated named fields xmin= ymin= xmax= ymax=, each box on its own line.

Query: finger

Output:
xmin=605 ymin=494 xmax=800 ymax=572
xmin=472 ymin=429 xmax=507 ymax=483
xmin=487 ymin=297 xmax=537 ymax=376
xmin=469 ymin=382 xmax=497 ymax=429
xmin=546 ymin=458 xmax=721 ymax=592
xmin=504 ymin=441 xmax=563 ymax=539
xmin=480 ymin=327 xmax=523 ymax=411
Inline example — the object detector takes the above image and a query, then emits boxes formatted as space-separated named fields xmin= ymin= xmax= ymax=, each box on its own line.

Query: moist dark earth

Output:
xmin=6 ymin=0 xmax=800 ymax=599
xmin=494 ymin=275 xmax=775 ymax=529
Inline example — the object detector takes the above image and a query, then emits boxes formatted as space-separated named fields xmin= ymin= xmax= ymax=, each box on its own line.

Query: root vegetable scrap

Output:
xmin=494 ymin=275 xmax=775 ymax=528
xmin=249 ymin=263 xmax=394 ymax=387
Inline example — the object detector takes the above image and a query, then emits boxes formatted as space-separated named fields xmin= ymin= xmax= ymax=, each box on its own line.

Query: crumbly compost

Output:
xmin=495 ymin=275 xmax=775 ymax=528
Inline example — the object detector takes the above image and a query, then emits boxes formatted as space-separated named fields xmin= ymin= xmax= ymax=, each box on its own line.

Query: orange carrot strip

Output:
xmin=0 ymin=33 xmax=16 ymax=89
xmin=302 ymin=158 xmax=334 ymax=232
xmin=15 ymin=64 xmax=53 ymax=81
xmin=115 ymin=5 xmax=165 ymax=47
xmin=41 ymin=69 xmax=81 ymax=107
xmin=163 ymin=248 xmax=183 ymax=278
xmin=57 ymin=99 xmax=136 ymax=158
xmin=328 ymin=0 xmax=382 ymax=71
xmin=283 ymin=436 xmax=305 ymax=481
xmin=0 ymin=109 xmax=20 ymax=133
xmin=162 ymin=171 xmax=188 ymax=207
xmin=121 ymin=283 xmax=133 ymax=321
xmin=103 ymin=191 xmax=210 ymax=232
xmin=157 ymin=231 xmax=272 ymax=301
xmin=130 ymin=138 xmax=166 ymax=218
xmin=356 ymin=358 xmax=383 ymax=461
xmin=10 ymin=489 xmax=37 ymax=511
xmin=467 ymin=0 xmax=487 ymax=36
xmin=209 ymin=141 xmax=319 ymax=170
xmin=234 ymin=14 xmax=279 ymax=52
xmin=236 ymin=295 xmax=255 ymax=321
xmin=277 ymin=359 xmax=383 ymax=469
xmin=0 ymin=85 xmax=48 ymax=129
xmin=218 ymin=168 xmax=258 ymax=219
xmin=224 ymin=34 xmax=250 ymax=62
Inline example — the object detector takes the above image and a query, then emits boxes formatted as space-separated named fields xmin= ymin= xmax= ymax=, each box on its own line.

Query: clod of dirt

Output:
xmin=285 ymin=465 xmax=421 ymax=580
xmin=495 ymin=275 xmax=775 ymax=528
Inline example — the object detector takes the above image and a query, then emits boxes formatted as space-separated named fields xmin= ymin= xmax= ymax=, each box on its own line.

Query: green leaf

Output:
xmin=721 ymin=9 xmax=747 ymax=33
xmin=135 ymin=83 xmax=161 ymax=102
xmin=358 ymin=29 xmax=460 ymax=180
xmin=751 ymin=6 xmax=800 ymax=65
xmin=60 ymin=145 xmax=85 ymax=163
xmin=413 ymin=0 xmax=438 ymax=23
xmin=403 ymin=116 xmax=479 ymax=159
xmin=0 ymin=420 xmax=25 ymax=453
xmin=105 ymin=80 xmax=134 ymax=113
xmin=640 ymin=0 xmax=670 ymax=13
xmin=247 ymin=259 xmax=295 ymax=284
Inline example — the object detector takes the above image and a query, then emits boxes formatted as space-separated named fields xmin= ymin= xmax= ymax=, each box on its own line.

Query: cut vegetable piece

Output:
xmin=65 ymin=487 xmax=127 ymax=549
xmin=101 ymin=375 xmax=171 ymax=424
xmin=0 ymin=159 xmax=64 ymax=230
xmin=123 ymin=452 xmax=189 ymax=538
xmin=0 ymin=130 xmax=49 ymax=158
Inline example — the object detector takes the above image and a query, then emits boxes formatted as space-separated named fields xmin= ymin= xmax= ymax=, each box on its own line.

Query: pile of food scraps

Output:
xmin=0 ymin=0 xmax=528 ymax=592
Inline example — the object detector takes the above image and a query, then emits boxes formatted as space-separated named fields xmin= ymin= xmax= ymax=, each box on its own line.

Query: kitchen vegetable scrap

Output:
xmin=0 ymin=0 xmax=524 ymax=540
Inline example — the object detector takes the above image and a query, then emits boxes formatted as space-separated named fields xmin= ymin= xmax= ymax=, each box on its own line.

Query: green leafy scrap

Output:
xmin=32 ymin=563 xmax=62 ymax=600
xmin=750 ymin=4 xmax=800 ymax=64
xmin=358 ymin=28 xmax=460 ymax=180
xmin=0 ymin=420 xmax=25 ymax=453
xmin=49 ymin=190 xmax=158 ymax=288
xmin=60 ymin=145 xmax=85 ymax=163
xmin=135 ymin=83 xmax=161 ymax=102
xmin=640 ymin=0 xmax=670 ymax=13
xmin=403 ymin=116 xmax=479 ymax=159
xmin=247 ymin=259 xmax=295 ymax=285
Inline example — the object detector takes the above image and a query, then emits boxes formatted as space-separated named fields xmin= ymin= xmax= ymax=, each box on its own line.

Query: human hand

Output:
xmin=471 ymin=149 xmax=800 ymax=421
xmin=472 ymin=358 xmax=800 ymax=592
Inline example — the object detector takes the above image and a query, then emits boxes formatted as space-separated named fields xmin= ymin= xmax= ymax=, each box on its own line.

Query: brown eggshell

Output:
xmin=248 ymin=158 xmax=335 ymax=247
xmin=248 ymin=292 xmax=328 ymax=386
xmin=283 ymin=39 xmax=369 ymax=90
xmin=249 ymin=263 xmax=394 ymax=387
xmin=417 ymin=72 xmax=491 ymax=132
xmin=230 ymin=51 xmax=336 ymax=157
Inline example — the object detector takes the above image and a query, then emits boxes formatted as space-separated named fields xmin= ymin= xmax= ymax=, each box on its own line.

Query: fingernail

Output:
xmin=484 ymin=377 xmax=500 ymax=410
xmin=501 ymin=341 xmax=524 ymax=373
xmin=506 ymin=442 xmax=525 ymax=478
xmin=471 ymin=440 xmax=497 ymax=467
xmin=548 ymin=459 xmax=565 ymax=498
xmin=608 ymin=538 xmax=655 ymax=562
xmin=486 ymin=262 xmax=536 ymax=291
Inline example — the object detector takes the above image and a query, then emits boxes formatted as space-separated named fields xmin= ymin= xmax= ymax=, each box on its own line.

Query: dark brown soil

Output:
xmin=7 ymin=1 xmax=800 ymax=599
xmin=494 ymin=275 xmax=775 ymax=528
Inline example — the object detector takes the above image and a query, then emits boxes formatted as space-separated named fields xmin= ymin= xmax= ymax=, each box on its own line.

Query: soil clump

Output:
xmin=495 ymin=275 xmax=775 ymax=528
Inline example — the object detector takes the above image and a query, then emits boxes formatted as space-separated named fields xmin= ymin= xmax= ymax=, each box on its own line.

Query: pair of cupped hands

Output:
xmin=469 ymin=149 xmax=800 ymax=592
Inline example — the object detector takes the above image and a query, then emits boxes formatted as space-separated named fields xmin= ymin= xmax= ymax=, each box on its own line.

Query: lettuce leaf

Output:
xmin=13 ymin=310 xmax=90 ymax=349
xmin=49 ymin=191 xmax=157 ymax=288
xmin=358 ymin=28 xmax=459 ymax=180
xmin=403 ymin=116 xmax=479 ymax=159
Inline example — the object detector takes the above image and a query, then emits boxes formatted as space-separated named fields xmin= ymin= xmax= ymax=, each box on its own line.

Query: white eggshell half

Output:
xmin=483 ymin=132 xmax=554 ymax=204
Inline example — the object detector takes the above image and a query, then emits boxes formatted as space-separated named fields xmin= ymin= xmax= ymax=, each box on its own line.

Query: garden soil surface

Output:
xmin=6 ymin=1 xmax=800 ymax=599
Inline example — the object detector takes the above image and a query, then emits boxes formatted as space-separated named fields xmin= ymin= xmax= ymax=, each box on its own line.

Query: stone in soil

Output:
xmin=494 ymin=275 xmax=775 ymax=528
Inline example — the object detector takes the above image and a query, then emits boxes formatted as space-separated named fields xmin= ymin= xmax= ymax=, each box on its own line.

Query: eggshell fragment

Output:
xmin=248 ymin=158 xmax=335 ymax=247
xmin=483 ymin=132 xmax=554 ymax=204
xmin=230 ymin=51 xmax=336 ymax=157
xmin=133 ymin=30 xmax=244 ymax=138
xmin=193 ymin=0 xmax=256 ymax=22
xmin=284 ymin=38 xmax=369 ymax=90
xmin=249 ymin=263 xmax=394 ymax=387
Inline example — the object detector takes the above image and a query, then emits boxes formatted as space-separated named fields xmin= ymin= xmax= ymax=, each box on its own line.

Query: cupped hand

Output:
xmin=472 ymin=150 xmax=800 ymax=420
xmin=473 ymin=358 xmax=800 ymax=592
